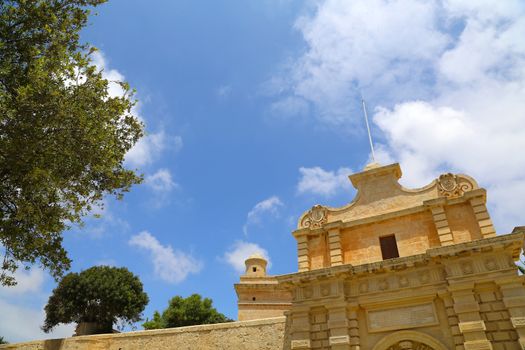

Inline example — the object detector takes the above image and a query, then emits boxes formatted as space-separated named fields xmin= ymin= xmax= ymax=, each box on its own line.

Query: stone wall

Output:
xmin=0 ymin=317 xmax=289 ymax=350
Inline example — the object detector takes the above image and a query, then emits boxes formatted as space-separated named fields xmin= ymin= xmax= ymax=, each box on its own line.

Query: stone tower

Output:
xmin=235 ymin=254 xmax=292 ymax=321
xmin=245 ymin=253 xmax=268 ymax=277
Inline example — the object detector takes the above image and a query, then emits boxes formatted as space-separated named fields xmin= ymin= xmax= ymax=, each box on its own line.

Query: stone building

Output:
xmin=234 ymin=253 xmax=292 ymax=321
xmin=237 ymin=162 xmax=525 ymax=350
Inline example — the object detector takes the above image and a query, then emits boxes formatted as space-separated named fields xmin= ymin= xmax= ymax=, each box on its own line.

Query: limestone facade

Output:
xmin=279 ymin=162 xmax=525 ymax=350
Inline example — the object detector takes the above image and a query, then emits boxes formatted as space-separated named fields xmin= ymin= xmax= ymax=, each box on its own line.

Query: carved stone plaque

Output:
xmin=291 ymin=339 xmax=311 ymax=349
xmin=367 ymin=303 xmax=437 ymax=332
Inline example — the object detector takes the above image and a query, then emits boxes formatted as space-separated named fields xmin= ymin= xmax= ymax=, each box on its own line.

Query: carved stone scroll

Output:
xmin=300 ymin=205 xmax=327 ymax=229
xmin=437 ymin=173 xmax=474 ymax=198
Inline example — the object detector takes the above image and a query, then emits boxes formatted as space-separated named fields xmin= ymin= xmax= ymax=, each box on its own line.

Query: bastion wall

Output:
xmin=0 ymin=317 xmax=289 ymax=350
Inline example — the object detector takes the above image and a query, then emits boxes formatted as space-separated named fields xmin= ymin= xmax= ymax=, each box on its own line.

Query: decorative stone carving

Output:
xmin=437 ymin=173 xmax=473 ymax=198
xmin=291 ymin=339 xmax=311 ymax=349
xmin=419 ymin=271 xmax=430 ymax=284
xmin=303 ymin=287 xmax=313 ymax=299
xmin=379 ymin=279 xmax=389 ymax=290
xmin=399 ymin=275 xmax=409 ymax=287
xmin=321 ymin=283 xmax=331 ymax=296
xmin=292 ymin=289 xmax=299 ymax=301
xmin=511 ymin=317 xmax=525 ymax=328
xmin=359 ymin=281 xmax=369 ymax=294
xmin=300 ymin=205 xmax=327 ymax=229
xmin=386 ymin=341 xmax=434 ymax=350
xmin=461 ymin=261 xmax=473 ymax=275
xmin=484 ymin=258 xmax=497 ymax=271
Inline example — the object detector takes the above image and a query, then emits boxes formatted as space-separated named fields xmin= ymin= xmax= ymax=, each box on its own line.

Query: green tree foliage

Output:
xmin=143 ymin=294 xmax=232 ymax=329
xmin=0 ymin=336 xmax=8 ymax=344
xmin=43 ymin=266 xmax=149 ymax=334
xmin=0 ymin=1 xmax=144 ymax=286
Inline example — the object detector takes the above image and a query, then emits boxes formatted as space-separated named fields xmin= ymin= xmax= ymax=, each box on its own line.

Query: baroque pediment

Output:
xmin=298 ymin=163 xmax=479 ymax=230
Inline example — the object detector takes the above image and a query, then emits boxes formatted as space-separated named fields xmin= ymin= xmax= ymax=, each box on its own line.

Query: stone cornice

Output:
xmin=293 ymin=188 xmax=487 ymax=238
xmin=278 ymin=231 xmax=525 ymax=286
xmin=427 ymin=230 xmax=524 ymax=258
xmin=234 ymin=283 xmax=284 ymax=289
xmin=238 ymin=302 xmax=292 ymax=306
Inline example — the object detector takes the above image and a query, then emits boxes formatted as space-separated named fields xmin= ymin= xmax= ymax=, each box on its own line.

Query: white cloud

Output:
xmin=81 ymin=199 xmax=130 ymax=238
xmin=91 ymin=50 xmax=128 ymax=99
xmin=297 ymin=166 xmax=353 ymax=197
xmin=271 ymin=96 xmax=310 ymax=117
xmin=272 ymin=0 xmax=450 ymax=125
xmin=94 ymin=259 xmax=117 ymax=267
xmin=0 ymin=268 xmax=45 ymax=296
xmin=91 ymin=51 xmax=184 ymax=170
xmin=125 ymin=131 xmax=183 ymax=168
xmin=129 ymin=231 xmax=202 ymax=284
xmin=216 ymin=84 xmax=232 ymax=98
xmin=0 ymin=299 xmax=75 ymax=343
xmin=223 ymin=241 xmax=271 ymax=274
xmin=277 ymin=0 xmax=525 ymax=233
xmin=144 ymin=169 xmax=179 ymax=208
xmin=146 ymin=168 xmax=178 ymax=192
xmin=0 ymin=269 xmax=75 ymax=343
xmin=243 ymin=196 xmax=283 ymax=235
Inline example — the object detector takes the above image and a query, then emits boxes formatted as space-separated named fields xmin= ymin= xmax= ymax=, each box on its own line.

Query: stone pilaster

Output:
xmin=297 ymin=235 xmax=310 ymax=272
xmin=326 ymin=302 xmax=350 ymax=350
xmin=441 ymin=292 xmax=465 ymax=349
xmin=290 ymin=307 xmax=312 ymax=349
xmin=347 ymin=304 xmax=360 ymax=350
xmin=469 ymin=197 xmax=496 ymax=238
xmin=328 ymin=229 xmax=343 ymax=267
xmin=496 ymin=278 xmax=525 ymax=348
xmin=431 ymin=206 xmax=454 ymax=246
xmin=449 ymin=283 xmax=492 ymax=350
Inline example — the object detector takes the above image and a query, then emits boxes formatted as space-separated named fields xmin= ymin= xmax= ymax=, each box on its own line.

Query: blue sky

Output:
xmin=2 ymin=0 xmax=525 ymax=342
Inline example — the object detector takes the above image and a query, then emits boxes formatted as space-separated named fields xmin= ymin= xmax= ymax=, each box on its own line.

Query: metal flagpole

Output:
xmin=361 ymin=94 xmax=376 ymax=163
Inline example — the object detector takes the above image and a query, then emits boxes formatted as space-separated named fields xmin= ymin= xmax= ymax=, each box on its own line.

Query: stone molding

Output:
xmin=294 ymin=188 xmax=486 ymax=238
xmin=371 ymin=330 xmax=449 ymax=350
xmin=458 ymin=320 xmax=486 ymax=333
xmin=277 ymin=231 xmax=524 ymax=287
xmin=462 ymin=340 xmax=493 ymax=350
